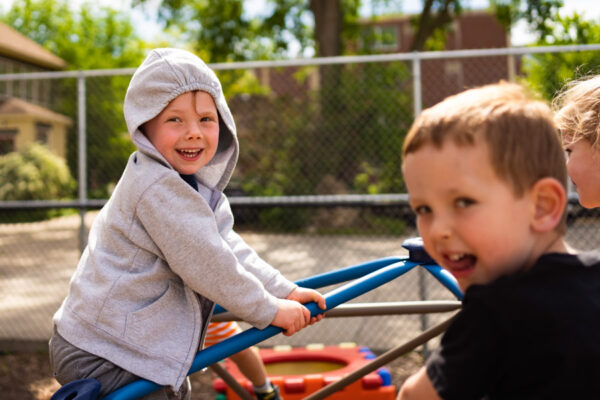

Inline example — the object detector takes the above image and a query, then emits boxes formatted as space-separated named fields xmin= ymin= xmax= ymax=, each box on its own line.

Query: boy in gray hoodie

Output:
xmin=50 ymin=48 xmax=326 ymax=399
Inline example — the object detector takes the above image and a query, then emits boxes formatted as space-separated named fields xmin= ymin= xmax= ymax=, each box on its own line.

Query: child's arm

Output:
xmin=397 ymin=367 xmax=441 ymax=400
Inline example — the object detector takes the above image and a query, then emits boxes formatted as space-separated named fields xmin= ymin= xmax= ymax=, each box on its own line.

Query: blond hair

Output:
xmin=553 ymin=75 xmax=600 ymax=148
xmin=403 ymin=82 xmax=567 ymax=232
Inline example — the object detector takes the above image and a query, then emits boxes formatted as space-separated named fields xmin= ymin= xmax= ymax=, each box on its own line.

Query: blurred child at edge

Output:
xmin=553 ymin=74 xmax=600 ymax=209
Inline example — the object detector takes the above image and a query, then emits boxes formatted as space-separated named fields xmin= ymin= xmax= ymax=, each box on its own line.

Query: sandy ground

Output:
xmin=0 ymin=211 xmax=444 ymax=399
xmin=2 ymin=211 xmax=597 ymax=399
xmin=0 ymin=211 xmax=461 ymax=352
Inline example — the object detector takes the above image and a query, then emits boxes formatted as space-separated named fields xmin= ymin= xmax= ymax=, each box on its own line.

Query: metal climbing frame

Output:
xmin=99 ymin=238 xmax=462 ymax=400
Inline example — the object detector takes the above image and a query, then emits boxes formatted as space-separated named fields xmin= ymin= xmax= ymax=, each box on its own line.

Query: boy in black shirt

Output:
xmin=397 ymin=82 xmax=600 ymax=399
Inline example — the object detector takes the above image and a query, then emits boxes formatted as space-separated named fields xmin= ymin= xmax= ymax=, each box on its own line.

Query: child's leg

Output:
xmin=49 ymin=328 xmax=190 ymax=400
xmin=228 ymin=347 xmax=268 ymax=387
xmin=206 ymin=321 xmax=279 ymax=398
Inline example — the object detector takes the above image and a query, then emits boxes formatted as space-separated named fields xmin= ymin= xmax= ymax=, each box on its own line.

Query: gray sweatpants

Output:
xmin=49 ymin=327 xmax=191 ymax=400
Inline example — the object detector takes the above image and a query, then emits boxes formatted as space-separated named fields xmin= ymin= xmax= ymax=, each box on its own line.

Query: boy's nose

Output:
xmin=430 ymin=216 xmax=452 ymax=240
xmin=186 ymin=122 xmax=203 ymax=140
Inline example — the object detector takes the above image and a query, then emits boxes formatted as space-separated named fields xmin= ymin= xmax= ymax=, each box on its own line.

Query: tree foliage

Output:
xmin=236 ymin=61 xmax=412 ymax=197
xmin=491 ymin=0 xmax=563 ymax=40
xmin=133 ymin=0 xmax=361 ymax=60
xmin=3 ymin=0 xmax=147 ymax=69
xmin=405 ymin=0 xmax=565 ymax=51
xmin=523 ymin=12 xmax=600 ymax=101
xmin=1 ymin=0 xmax=147 ymax=197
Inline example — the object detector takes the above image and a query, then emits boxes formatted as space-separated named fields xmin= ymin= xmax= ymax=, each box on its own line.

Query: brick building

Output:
xmin=359 ymin=10 xmax=513 ymax=107
xmin=253 ymin=11 xmax=513 ymax=108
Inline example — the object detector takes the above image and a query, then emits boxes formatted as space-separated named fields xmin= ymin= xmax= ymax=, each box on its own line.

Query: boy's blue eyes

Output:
xmin=167 ymin=117 xmax=214 ymax=123
xmin=455 ymin=198 xmax=474 ymax=208
xmin=412 ymin=198 xmax=474 ymax=215
xmin=413 ymin=205 xmax=430 ymax=215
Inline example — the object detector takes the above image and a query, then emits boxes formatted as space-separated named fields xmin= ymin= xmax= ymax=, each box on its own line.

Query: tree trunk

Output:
xmin=411 ymin=0 xmax=459 ymax=51
xmin=310 ymin=0 xmax=342 ymax=57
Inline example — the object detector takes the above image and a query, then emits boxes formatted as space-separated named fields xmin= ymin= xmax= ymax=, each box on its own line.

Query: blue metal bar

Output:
xmin=422 ymin=264 xmax=463 ymax=300
xmin=213 ymin=256 xmax=406 ymax=315
xmin=104 ymin=260 xmax=418 ymax=400
xmin=294 ymin=256 xmax=407 ymax=289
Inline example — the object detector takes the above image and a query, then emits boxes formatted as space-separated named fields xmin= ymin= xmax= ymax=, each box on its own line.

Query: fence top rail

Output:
xmin=1 ymin=43 xmax=600 ymax=81
xmin=0 ymin=193 xmax=583 ymax=210
xmin=0 ymin=194 xmax=411 ymax=209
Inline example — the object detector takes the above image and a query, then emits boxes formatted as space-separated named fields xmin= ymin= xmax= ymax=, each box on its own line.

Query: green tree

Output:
xmin=523 ymin=12 xmax=600 ymax=102
xmin=1 ymin=0 xmax=147 ymax=197
xmin=491 ymin=0 xmax=563 ymax=42
xmin=133 ymin=0 xmax=572 ymax=56
xmin=132 ymin=0 xmax=361 ymax=61
xmin=4 ymin=0 xmax=147 ymax=69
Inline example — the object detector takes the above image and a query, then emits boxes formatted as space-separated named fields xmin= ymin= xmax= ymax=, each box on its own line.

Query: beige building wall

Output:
xmin=0 ymin=103 xmax=71 ymax=159
xmin=0 ymin=21 xmax=70 ymax=159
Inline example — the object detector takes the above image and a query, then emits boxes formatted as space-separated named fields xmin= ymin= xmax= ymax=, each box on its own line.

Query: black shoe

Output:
xmin=255 ymin=384 xmax=281 ymax=400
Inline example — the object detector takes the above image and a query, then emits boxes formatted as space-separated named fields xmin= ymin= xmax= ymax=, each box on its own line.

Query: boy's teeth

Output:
xmin=179 ymin=149 xmax=200 ymax=157
xmin=448 ymin=254 xmax=465 ymax=261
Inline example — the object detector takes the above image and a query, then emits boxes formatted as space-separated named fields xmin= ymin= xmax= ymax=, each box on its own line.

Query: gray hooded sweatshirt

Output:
xmin=53 ymin=48 xmax=296 ymax=390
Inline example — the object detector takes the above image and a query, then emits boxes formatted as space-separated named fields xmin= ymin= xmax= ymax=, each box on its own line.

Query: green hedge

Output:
xmin=0 ymin=143 xmax=75 ymax=222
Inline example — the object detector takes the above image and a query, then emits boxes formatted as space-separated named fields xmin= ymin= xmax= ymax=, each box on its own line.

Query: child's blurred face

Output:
xmin=403 ymin=141 xmax=539 ymax=292
xmin=144 ymin=91 xmax=219 ymax=175
xmin=562 ymin=135 xmax=600 ymax=209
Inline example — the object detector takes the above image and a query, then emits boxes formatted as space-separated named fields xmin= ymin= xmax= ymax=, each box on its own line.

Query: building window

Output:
xmin=0 ymin=129 xmax=17 ymax=155
xmin=361 ymin=25 xmax=399 ymax=52
xmin=375 ymin=25 xmax=399 ymax=50
xmin=36 ymin=123 xmax=51 ymax=145
xmin=444 ymin=60 xmax=464 ymax=91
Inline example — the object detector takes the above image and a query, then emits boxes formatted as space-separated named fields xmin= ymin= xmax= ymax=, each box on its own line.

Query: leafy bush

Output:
xmin=0 ymin=144 xmax=76 ymax=221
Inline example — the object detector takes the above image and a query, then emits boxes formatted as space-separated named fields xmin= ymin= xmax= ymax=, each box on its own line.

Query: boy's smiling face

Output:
xmin=403 ymin=140 xmax=539 ymax=292
xmin=144 ymin=91 xmax=219 ymax=175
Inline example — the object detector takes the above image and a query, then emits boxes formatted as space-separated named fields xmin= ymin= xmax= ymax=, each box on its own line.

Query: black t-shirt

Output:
xmin=426 ymin=251 xmax=600 ymax=400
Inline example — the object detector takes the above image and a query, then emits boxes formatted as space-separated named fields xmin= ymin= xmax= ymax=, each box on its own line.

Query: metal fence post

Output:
xmin=77 ymin=72 xmax=87 ymax=253
xmin=412 ymin=51 xmax=422 ymax=118
xmin=411 ymin=51 xmax=430 ymax=355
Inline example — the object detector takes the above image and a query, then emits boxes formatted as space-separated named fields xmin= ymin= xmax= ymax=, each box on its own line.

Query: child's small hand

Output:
xmin=286 ymin=287 xmax=327 ymax=325
xmin=271 ymin=298 xmax=310 ymax=336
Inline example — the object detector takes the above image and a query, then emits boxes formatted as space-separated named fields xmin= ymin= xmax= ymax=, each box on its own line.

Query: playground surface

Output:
xmin=2 ymin=211 xmax=453 ymax=352
xmin=0 ymin=344 xmax=424 ymax=400
xmin=0 ymin=211 xmax=437 ymax=399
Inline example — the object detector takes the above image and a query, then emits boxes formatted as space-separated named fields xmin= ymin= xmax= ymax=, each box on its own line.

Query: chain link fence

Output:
xmin=2 ymin=44 xmax=600 ymax=353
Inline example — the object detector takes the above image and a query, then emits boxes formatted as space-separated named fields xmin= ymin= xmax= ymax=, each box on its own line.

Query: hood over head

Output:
xmin=124 ymin=48 xmax=238 ymax=191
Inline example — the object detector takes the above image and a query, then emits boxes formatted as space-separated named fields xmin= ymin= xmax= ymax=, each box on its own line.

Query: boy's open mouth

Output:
xmin=177 ymin=149 xmax=202 ymax=159
xmin=443 ymin=253 xmax=476 ymax=278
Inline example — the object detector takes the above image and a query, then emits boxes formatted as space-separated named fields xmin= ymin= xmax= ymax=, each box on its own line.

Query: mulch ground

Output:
xmin=0 ymin=349 xmax=422 ymax=399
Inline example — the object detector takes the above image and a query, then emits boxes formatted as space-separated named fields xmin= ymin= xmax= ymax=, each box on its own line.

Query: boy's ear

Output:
xmin=530 ymin=177 xmax=567 ymax=233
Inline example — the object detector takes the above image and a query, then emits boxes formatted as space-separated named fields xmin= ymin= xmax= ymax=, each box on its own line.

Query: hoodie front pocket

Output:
xmin=125 ymin=280 xmax=196 ymax=362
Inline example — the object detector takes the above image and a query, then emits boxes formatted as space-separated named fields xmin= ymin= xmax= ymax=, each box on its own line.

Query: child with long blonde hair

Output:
xmin=553 ymin=75 xmax=600 ymax=208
